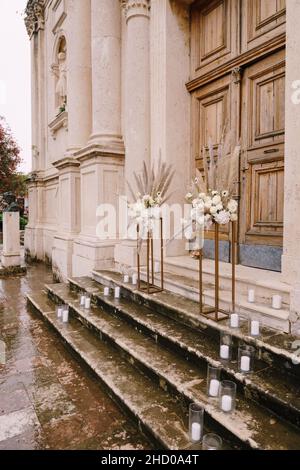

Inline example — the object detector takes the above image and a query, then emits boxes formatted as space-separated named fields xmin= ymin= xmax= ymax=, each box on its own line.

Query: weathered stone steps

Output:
xmin=46 ymin=282 xmax=300 ymax=449
xmin=92 ymin=270 xmax=300 ymax=378
xmin=27 ymin=291 xmax=200 ymax=450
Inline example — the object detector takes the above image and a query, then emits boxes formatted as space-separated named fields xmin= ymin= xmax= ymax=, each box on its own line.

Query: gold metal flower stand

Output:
xmin=137 ymin=218 xmax=164 ymax=294
xmin=199 ymin=221 xmax=237 ymax=322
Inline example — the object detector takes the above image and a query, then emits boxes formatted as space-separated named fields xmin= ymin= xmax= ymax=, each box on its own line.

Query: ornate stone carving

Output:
xmin=121 ymin=0 xmax=150 ymax=21
xmin=24 ymin=0 xmax=45 ymax=37
xmin=232 ymin=66 xmax=243 ymax=84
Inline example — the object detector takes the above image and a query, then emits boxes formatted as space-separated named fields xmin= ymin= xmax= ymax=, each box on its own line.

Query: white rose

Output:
xmin=204 ymin=214 xmax=213 ymax=229
xmin=210 ymin=206 xmax=218 ymax=215
xmin=192 ymin=199 xmax=199 ymax=208
xmin=216 ymin=203 xmax=223 ymax=211
xmin=228 ymin=199 xmax=238 ymax=213
xmin=230 ymin=213 xmax=238 ymax=222
xmin=204 ymin=197 xmax=212 ymax=210
xmin=186 ymin=192 xmax=193 ymax=201
xmin=212 ymin=195 xmax=221 ymax=205
xmin=215 ymin=210 xmax=231 ymax=225
xmin=211 ymin=190 xmax=219 ymax=196
xmin=199 ymin=192 xmax=206 ymax=200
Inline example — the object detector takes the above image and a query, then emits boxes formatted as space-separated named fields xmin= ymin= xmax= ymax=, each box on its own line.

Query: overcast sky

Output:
xmin=0 ymin=0 xmax=31 ymax=173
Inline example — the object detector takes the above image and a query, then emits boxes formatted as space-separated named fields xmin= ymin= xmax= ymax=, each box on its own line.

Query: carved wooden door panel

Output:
xmin=189 ymin=0 xmax=286 ymax=270
xmin=239 ymin=50 xmax=285 ymax=266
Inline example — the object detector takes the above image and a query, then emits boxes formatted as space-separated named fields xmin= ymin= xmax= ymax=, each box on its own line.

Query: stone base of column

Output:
xmin=76 ymin=140 xmax=125 ymax=161
xmin=52 ymin=235 xmax=76 ymax=282
xmin=72 ymin=237 xmax=118 ymax=277
xmin=1 ymin=254 xmax=21 ymax=268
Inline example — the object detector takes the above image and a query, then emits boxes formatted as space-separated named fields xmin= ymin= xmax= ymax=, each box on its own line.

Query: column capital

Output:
xmin=24 ymin=0 xmax=45 ymax=38
xmin=121 ymin=0 xmax=150 ymax=22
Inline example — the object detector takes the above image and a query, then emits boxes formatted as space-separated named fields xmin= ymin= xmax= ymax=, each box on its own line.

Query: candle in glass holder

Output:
xmin=191 ymin=422 xmax=201 ymax=441
xmin=272 ymin=295 xmax=282 ymax=310
xmin=189 ymin=403 xmax=203 ymax=443
xmin=230 ymin=313 xmax=239 ymax=328
xmin=221 ymin=395 xmax=232 ymax=412
xmin=250 ymin=320 xmax=260 ymax=336
xmin=104 ymin=287 xmax=110 ymax=297
xmin=240 ymin=356 xmax=250 ymax=372
xmin=62 ymin=307 xmax=69 ymax=323
xmin=123 ymin=274 xmax=129 ymax=283
xmin=85 ymin=295 xmax=91 ymax=310
xmin=202 ymin=433 xmax=222 ymax=450
xmin=132 ymin=274 xmax=138 ymax=285
xmin=57 ymin=305 xmax=63 ymax=319
xmin=220 ymin=345 xmax=229 ymax=360
xmin=248 ymin=289 xmax=255 ymax=303
xmin=80 ymin=293 xmax=86 ymax=306
xmin=154 ymin=261 xmax=160 ymax=273
xmin=209 ymin=379 xmax=220 ymax=397
xmin=114 ymin=286 xmax=121 ymax=299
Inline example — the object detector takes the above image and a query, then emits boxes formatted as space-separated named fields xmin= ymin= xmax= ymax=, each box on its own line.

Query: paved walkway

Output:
xmin=0 ymin=263 xmax=151 ymax=450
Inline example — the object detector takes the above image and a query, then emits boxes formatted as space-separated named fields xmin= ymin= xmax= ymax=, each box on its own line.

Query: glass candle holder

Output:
xmin=219 ymin=332 xmax=232 ymax=361
xmin=238 ymin=344 xmax=255 ymax=373
xmin=123 ymin=274 xmax=130 ymax=283
xmin=248 ymin=289 xmax=255 ymax=303
xmin=132 ymin=273 xmax=138 ymax=285
xmin=114 ymin=286 xmax=121 ymax=299
xmin=84 ymin=293 xmax=91 ymax=310
xmin=79 ymin=291 xmax=86 ymax=307
xmin=57 ymin=304 xmax=64 ymax=319
xmin=249 ymin=319 xmax=260 ymax=337
xmin=229 ymin=312 xmax=239 ymax=329
xmin=103 ymin=286 xmax=110 ymax=297
xmin=207 ymin=365 xmax=221 ymax=398
xmin=272 ymin=295 xmax=282 ymax=310
xmin=62 ymin=305 xmax=69 ymax=323
xmin=219 ymin=380 xmax=236 ymax=413
xmin=202 ymin=433 xmax=222 ymax=450
xmin=189 ymin=403 xmax=204 ymax=443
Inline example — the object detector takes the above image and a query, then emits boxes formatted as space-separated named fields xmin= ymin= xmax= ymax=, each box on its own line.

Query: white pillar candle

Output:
xmin=114 ymin=286 xmax=121 ymax=299
xmin=221 ymin=395 xmax=232 ymax=412
xmin=123 ymin=275 xmax=129 ymax=283
xmin=85 ymin=297 xmax=91 ymax=309
xmin=191 ymin=422 xmax=201 ymax=442
xmin=248 ymin=289 xmax=255 ymax=303
xmin=220 ymin=345 xmax=229 ymax=360
xmin=80 ymin=295 xmax=86 ymax=306
xmin=240 ymin=355 xmax=250 ymax=372
xmin=62 ymin=309 xmax=69 ymax=323
xmin=230 ymin=313 xmax=239 ymax=328
xmin=104 ymin=287 xmax=110 ymax=297
xmin=132 ymin=274 xmax=138 ymax=285
xmin=209 ymin=379 xmax=220 ymax=397
xmin=57 ymin=307 xmax=63 ymax=319
xmin=154 ymin=261 xmax=160 ymax=273
xmin=250 ymin=320 xmax=260 ymax=336
xmin=272 ymin=295 xmax=282 ymax=310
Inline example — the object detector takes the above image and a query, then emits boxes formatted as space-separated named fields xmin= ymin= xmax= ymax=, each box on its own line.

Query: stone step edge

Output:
xmin=26 ymin=292 xmax=193 ymax=451
xmin=64 ymin=279 xmax=300 ymax=430
xmin=164 ymin=257 xmax=291 ymax=295
xmin=45 ymin=285 xmax=269 ymax=450
xmin=90 ymin=271 xmax=298 ymax=369
xmin=142 ymin=270 xmax=290 ymax=322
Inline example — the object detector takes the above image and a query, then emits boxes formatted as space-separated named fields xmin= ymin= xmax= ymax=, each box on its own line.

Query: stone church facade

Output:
xmin=24 ymin=0 xmax=300 ymax=331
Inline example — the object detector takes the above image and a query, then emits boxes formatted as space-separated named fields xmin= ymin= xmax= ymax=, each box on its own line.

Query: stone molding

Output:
xmin=48 ymin=111 xmax=68 ymax=139
xmin=24 ymin=0 xmax=45 ymax=37
xmin=121 ymin=0 xmax=150 ymax=22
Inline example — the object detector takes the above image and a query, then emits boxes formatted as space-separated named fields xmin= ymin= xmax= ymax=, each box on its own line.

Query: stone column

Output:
xmin=1 ymin=213 xmax=21 ymax=268
xmin=66 ymin=0 xmax=92 ymax=154
xmin=123 ymin=0 xmax=151 ymax=188
xmin=282 ymin=0 xmax=300 ymax=316
xmin=114 ymin=0 xmax=151 ymax=267
xmin=88 ymin=0 xmax=123 ymax=152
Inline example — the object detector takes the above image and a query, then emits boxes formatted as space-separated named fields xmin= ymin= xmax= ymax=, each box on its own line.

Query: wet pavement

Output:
xmin=0 ymin=263 xmax=151 ymax=450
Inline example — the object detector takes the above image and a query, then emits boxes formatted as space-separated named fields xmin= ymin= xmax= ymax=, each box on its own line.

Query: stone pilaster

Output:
xmin=66 ymin=0 xmax=92 ymax=154
xmin=282 ymin=0 xmax=300 ymax=317
xmin=114 ymin=0 xmax=151 ymax=267
xmin=88 ymin=0 xmax=123 ymax=153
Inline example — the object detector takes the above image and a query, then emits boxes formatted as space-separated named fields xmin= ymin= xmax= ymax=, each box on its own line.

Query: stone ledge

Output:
xmin=0 ymin=265 xmax=27 ymax=278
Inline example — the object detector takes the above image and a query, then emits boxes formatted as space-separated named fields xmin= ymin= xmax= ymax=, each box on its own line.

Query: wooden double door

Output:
xmin=189 ymin=0 xmax=286 ymax=271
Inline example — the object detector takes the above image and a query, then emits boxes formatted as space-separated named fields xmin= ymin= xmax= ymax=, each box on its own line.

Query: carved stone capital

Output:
xmin=24 ymin=0 xmax=45 ymax=38
xmin=121 ymin=0 xmax=150 ymax=22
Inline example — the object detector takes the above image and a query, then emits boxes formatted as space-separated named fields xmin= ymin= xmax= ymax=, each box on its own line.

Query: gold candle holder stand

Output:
xmin=137 ymin=218 xmax=164 ymax=294
xmin=199 ymin=221 xmax=237 ymax=322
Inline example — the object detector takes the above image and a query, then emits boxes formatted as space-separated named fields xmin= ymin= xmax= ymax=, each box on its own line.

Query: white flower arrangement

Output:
xmin=185 ymin=187 xmax=238 ymax=229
